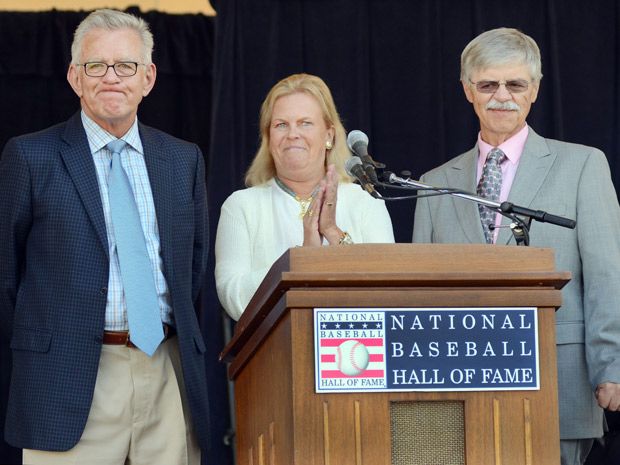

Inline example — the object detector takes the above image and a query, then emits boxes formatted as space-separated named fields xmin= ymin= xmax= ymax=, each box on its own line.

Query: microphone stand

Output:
xmin=489 ymin=220 xmax=530 ymax=247
xmin=380 ymin=172 xmax=576 ymax=247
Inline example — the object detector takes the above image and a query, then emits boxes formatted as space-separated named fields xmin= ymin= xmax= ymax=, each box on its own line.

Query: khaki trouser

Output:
xmin=24 ymin=337 xmax=200 ymax=465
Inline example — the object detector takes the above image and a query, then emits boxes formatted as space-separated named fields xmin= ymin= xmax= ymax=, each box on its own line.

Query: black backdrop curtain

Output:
xmin=2 ymin=1 xmax=620 ymax=465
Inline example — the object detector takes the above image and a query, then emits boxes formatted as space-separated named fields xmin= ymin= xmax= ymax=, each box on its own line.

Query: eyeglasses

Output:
xmin=77 ymin=61 xmax=144 ymax=77
xmin=469 ymin=79 xmax=531 ymax=94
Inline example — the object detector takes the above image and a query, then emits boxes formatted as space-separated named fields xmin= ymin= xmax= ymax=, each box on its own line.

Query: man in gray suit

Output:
xmin=413 ymin=27 xmax=620 ymax=465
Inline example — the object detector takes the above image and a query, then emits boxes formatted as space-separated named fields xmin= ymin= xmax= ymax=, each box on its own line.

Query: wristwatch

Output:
xmin=338 ymin=231 xmax=353 ymax=245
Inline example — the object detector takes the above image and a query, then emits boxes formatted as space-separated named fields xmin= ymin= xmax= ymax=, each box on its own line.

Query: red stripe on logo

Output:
xmin=320 ymin=338 xmax=383 ymax=347
xmin=320 ymin=370 xmax=385 ymax=378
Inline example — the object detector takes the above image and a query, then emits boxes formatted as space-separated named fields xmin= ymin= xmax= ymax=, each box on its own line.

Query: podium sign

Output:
xmin=314 ymin=307 xmax=540 ymax=393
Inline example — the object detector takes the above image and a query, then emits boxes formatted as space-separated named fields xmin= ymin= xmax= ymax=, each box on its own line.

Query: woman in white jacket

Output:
xmin=215 ymin=73 xmax=394 ymax=320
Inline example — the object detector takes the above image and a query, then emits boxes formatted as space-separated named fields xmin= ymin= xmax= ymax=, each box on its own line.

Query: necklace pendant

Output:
xmin=298 ymin=197 xmax=310 ymax=219
xmin=274 ymin=177 xmax=320 ymax=220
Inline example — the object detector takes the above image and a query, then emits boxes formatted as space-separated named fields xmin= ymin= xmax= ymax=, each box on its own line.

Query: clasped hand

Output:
xmin=303 ymin=164 xmax=344 ymax=247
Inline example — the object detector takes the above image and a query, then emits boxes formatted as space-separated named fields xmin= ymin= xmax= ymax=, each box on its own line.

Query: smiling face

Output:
xmin=463 ymin=63 xmax=539 ymax=146
xmin=268 ymin=92 xmax=334 ymax=184
xmin=67 ymin=27 xmax=156 ymax=137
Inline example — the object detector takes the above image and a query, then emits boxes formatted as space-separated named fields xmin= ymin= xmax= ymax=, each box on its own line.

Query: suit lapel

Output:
xmin=497 ymin=129 xmax=555 ymax=245
xmin=445 ymin=146 xmax=487 ymax=243
xmin=60 ymin=113 xmax=109 ymax=257
xmin=140 ymin=124 xmax=174 ymax=281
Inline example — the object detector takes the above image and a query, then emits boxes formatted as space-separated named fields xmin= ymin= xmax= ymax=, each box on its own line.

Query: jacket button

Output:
xmin=100 ymin=287 xmax=108 ymax=295
xmin=94 ymin=334 xmax=103 ymax=343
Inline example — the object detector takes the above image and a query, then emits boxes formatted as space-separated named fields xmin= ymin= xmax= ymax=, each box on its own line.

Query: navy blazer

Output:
xmin=0 ymin=112 xmax=210 ymax=451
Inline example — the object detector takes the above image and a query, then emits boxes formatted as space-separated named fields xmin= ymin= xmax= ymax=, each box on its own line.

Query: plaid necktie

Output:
xmin=107 ymin=140 xmax=164 ymax=356
xmin=476 ymin=148 xmax=506 ymax=243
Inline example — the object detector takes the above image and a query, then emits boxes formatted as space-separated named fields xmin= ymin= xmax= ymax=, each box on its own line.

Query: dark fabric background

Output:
xmin=1 ymin=1 xmax=620 ymax=464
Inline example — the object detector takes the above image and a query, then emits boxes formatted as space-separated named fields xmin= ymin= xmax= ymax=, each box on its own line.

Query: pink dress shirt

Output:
xmin=476 ymin=124 xmax=529 ymax=242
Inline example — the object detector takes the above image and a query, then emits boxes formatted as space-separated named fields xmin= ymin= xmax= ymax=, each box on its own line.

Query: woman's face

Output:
xmin=269 ymin=92 xmax=334 ymax=183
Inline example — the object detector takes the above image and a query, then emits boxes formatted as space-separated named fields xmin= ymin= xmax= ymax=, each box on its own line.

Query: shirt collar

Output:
xmin=477 ymin=124 xmax=529 ymax=164
xmin=80 ymin=111 xmax=143 ymax=155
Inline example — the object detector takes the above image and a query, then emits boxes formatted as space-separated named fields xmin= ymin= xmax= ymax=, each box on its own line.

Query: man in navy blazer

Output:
xmin=0 ymin=9 xmax=209 ymax=465
xmin=413 ymin=28 xmax=620 ymax=465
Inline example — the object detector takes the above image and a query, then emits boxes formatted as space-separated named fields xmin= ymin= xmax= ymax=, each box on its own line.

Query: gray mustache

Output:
xmin=486 ymin=100 xmax=521 ymax=111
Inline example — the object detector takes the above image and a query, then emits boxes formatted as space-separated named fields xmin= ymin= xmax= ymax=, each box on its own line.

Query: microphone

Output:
xmin=500 ymin=202 xmax=576 ymax=229
xmin=345 ymin=156 xmax=378 ymax=197
xmin=347 ymin=130 xmax=382 ymax=184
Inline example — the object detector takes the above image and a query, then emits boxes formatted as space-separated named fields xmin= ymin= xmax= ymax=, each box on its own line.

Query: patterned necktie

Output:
xmin=477 ymin=148 xmax=506 ymax=244
xmin=107 ymin=140 xmax=164 ymax=356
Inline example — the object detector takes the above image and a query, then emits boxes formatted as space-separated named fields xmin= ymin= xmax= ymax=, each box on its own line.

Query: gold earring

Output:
xmin=325 ymin=140 xmax=333 ymax=150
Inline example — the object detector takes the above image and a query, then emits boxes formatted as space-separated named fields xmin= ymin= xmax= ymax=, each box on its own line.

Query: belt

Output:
xmin=102 ymin=324 xmax=176 ymax=348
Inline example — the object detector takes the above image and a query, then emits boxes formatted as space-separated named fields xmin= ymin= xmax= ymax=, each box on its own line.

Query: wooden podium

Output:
xmin=220 ymin=244 xmax=569 ymax=465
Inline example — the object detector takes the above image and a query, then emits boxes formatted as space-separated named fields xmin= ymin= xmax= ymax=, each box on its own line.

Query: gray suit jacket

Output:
xmin=413 ymin=128 xmax=620 ymax=439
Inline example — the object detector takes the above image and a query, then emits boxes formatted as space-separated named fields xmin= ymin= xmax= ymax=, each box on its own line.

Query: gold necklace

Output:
xmin=295 ymin=195 xmax=313 ymax=219
xmin=274 ymin=177 xmax=320 ymax=219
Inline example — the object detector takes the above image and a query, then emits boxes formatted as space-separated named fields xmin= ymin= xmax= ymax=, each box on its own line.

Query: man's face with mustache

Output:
xmin=463 ymin=63 xmax=539 ymax=146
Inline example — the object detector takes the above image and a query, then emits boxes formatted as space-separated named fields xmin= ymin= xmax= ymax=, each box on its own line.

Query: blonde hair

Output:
xmin=245 ymin=73 xmax=351 ymax=187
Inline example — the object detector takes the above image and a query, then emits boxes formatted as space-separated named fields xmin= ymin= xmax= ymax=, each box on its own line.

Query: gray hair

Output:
xmin=460 ymin=28 xmax=542 ymax=83
xmin=71 ymin=9 xmax=154 ymax=64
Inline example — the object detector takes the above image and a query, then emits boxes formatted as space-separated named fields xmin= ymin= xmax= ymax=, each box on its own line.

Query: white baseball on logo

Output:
xmin=336 ymin=340 xmax=370 ymax=376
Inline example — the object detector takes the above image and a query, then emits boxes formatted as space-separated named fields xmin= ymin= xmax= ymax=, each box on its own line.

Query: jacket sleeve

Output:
xmin=358 ymin=193 xmax=395 ymax=243
xmin=576 ymin=149 xmax=620 ymax=387
xmin=214 ymin=194 xmax=271 ymax=321
xmin=191 ymin=145 xmax=208 ymax=304
xmin=0 ymin=138 xmax=32 ymax=342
